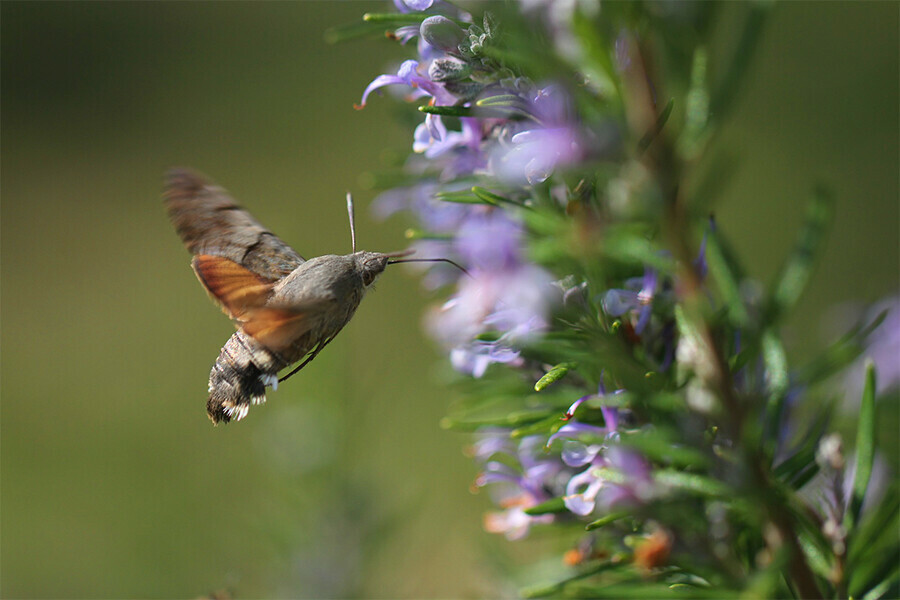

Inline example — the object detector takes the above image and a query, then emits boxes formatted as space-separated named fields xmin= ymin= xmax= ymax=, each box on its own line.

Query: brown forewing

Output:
xmin=192 ymin=254 xmax=320 ymax=358
xmin=164 ymin=168 xmax=305 ymax=281
xmin=192 ymin=254 xmax=274 ymax=321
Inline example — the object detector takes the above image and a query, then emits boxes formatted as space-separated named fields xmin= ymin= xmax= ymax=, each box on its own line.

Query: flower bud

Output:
xmin=428 ymin=57 xmax=470 ymax=82
xmin=420 ymin=15 xmax=466 ymax=53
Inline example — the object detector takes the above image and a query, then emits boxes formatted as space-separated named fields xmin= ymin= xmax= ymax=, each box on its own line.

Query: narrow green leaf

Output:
xmin=585 ymin=511 xmax=628 ymax=531
xmin=846 ymin=484 xmax=899 ymax=592
xmin=435 ymin=190 xmax=496 ymax=205
xmin=796 ymin=527 xmax=834 ymax=581
xmin=404 ymin=228 xmax=453 ymax=241
xmin=704 ymin=229 xmax=750 ymax=326
xmin=475 ymin=94 xmax=525 ymax=108
xmin=520 ymin=560 xmax=622 ymax=598
xmin=849 ymin=543 xmax=899 ymax=599
xmin=475 ymin=331 xmax=502 ymax=342
xmin=654 ymin=469 xmax=730 ymax=498
xmin=795 ymin=310 xmax=888 ymax=385
xmin=524 ymin=496 xmax=568 ymax=516
xmin=418 ymin=104 xmax=473 ymax=117
xmin=678 ymin=47 xmax=711 ymax=160
xmin=362 ymin=12 xmax=428 ymax=24
xmin=620 ymin=432 xmax=711 ymax=469
xmin=471 ymin=186 xmax=520 ymax=207
xmin=846 ymin=361 xmax=877 ymax=531
xmin=762 ymin=330 xmax=789 ymax=398
xmin=768 ymin=188 xmax=834 ymax=323
xmin=568 ymin=10 xmax=620 ymax=100
xmin=773 ymin=405 xmax=832 ymax=488
xmin=790 ymin=501 xmax=837 ymax=581
xmin=440 ymin=409 xmax=552 ymax=431
xmin=512 ymin=413 xmax=569 ymax=438
xmin=637 ymin=98 xmax=675 ymax=153
xmin=534 ymin=362 xmax=575 ymax=392
xmin=762 ymin=329 xmax=789 ymax=453
xmin=861 ymin=572 xmax=898 ymax=600
xmin=709 ymin=2 xmax=770 ymax=121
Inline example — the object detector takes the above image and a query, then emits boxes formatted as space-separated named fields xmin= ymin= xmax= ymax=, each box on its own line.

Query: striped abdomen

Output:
xmin=207 ymin=330 xmax=287 ymax=424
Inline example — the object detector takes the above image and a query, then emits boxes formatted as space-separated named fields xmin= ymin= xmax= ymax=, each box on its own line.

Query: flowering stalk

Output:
xmin=343 ymin=2 xmax=898 ymax=597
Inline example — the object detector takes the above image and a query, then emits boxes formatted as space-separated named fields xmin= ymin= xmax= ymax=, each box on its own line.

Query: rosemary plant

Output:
xmin=340 ymin=2 xmax=898 ymax=597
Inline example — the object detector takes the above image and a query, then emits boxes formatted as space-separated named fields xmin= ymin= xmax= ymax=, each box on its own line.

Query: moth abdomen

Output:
xmin=207 ymin=331 xmax=285 ymax=424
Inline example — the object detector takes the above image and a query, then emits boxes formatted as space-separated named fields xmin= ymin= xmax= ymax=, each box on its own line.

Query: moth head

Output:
xmin=354 ymin=249 xmax=417 ymax=287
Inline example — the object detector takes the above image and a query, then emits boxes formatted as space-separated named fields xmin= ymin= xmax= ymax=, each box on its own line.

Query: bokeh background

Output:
xmin=2 ymin=2 xmax=897 ymax=598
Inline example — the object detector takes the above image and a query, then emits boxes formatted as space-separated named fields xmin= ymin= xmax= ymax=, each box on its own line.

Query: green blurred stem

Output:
xmin=625 ymin=35 xmax=824 ymax=600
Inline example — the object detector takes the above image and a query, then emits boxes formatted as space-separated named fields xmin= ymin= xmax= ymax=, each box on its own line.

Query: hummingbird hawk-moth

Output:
xmin=164 ymin=169 xmax=425 ymax=424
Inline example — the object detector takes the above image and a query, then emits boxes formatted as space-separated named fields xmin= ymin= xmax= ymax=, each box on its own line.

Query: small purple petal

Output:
xmin=635 ymin=304 xmax=652 ymax=334
xmin=602 ymin=289 xmax=639 ymax=316
xmin=564 ymin=468 xmax=603 ymax=516
xmin=600 ymin=406 xmax=620 ymax=433
xmin=564 ymin=393 xmax=592 ymax=419
xmin=393 ymin=0 xmax=434 ymax=12
xmin=393 ymin=25 xmax=420 ymax=44
xmin=547 ymin=422 xmax=607 ymax=446
xmin=471 ymin=430 xmax=515 ymax=462
xmin=560 ymin=440 xmax=603 ymax=467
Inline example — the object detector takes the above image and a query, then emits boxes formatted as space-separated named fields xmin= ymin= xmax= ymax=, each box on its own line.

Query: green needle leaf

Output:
xmin=768 ymin=187 xmax=834 ymax=323
xmin=362 ymin=12 xmax=429 ymax=24
xmin=534 ymin=362 xmax=576 ymax=391
xmin=654 ymin=469 xmax=730 ymax=498
xmin=471 ymin=186 xmax=519 ymax=207
xmin=585 ymin=511 xmax=628 ymax=531
xmin=418 ymin=104 xmax=474 ymax=117
xmin=475 ymin=94 xmax=525 ymax=108
xmin=846 ymin=361 xmax=877 ymax=532
xmin=524 ymin=497 xmax=568 ymax=516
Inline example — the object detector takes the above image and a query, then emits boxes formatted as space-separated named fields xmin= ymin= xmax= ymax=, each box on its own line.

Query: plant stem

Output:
xmin=625 ymin=36 xmax=823 ymax=600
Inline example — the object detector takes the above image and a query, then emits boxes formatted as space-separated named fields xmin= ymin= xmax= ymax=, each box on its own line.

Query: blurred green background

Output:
xmin=1 ymin=2 xmax=896 ymax=598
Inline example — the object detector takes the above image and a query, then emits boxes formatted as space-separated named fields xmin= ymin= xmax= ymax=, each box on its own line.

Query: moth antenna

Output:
xmin=346 ymin=192 xmax=357 ymax=253
xmin=387 ymin=257 xmax=471 ymax=277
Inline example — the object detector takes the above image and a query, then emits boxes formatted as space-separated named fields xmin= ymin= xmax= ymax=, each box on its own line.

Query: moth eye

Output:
xmin=362 ymin=270 xmax=377 ymax=286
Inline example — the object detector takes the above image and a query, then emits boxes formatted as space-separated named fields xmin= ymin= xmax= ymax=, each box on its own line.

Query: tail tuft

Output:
xmin=206 ymin=331 xmax=282 ymax=424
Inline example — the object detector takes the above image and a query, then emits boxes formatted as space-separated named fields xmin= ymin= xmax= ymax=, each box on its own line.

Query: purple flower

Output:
xmin=426 ymin=210 xmax=555 ymax=353
xmin=563 ymin=443 xmax=653 ymax=516
xmin=475 ymin=434 xmax=570 ymax=539
xmin=392 ymin=25 xmax=421 ymax=45
xmin=565 ymin=465 xmax=606 ymax=516
xmin=561 ymin=379 xmax=624 ymax=422
xmin=454 ymin=211 xmax=523 ymax=271
xmin=548 ymin=422 xmax=609 ymax=467
xmin=840 ymin=295 xmax=900 ymax=396
xmin=428 ymin=265 xmax=554 ymax=348
xmin=357 ymin=59 xmax=455 ymax=109
xmin=488 ymin=85 xmax=585 ymax=184
xmin=495 ymin=127 xmax=583 ymax=185
xmin=596 ymin=445 xmax=654 ymax=508
xmin=450 ymin=341 xmax=522 ymax=378
xmin=373 ymin=183 xmax=470 ymax=234
xmin=392 ymin=0 xmax=434 ymax=12
xmin=470 ymin=428 xmax=517 ymax=461
xmin=413 ymin=114 xmax=484 ymax=167
xmin=602 ymin=267 xmax=658 ymax=335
